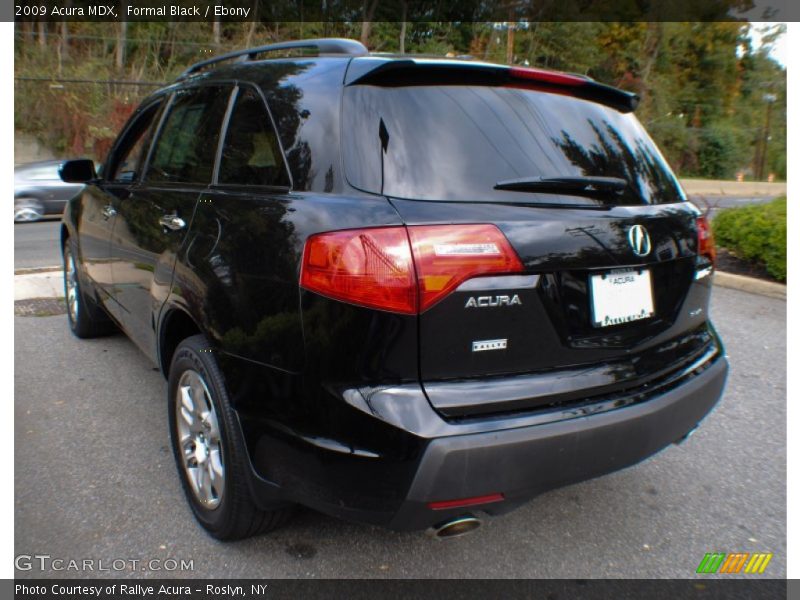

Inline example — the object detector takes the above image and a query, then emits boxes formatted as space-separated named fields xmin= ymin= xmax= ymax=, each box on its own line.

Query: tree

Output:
xmin=360 ymin=0 xmax=379 ymax=47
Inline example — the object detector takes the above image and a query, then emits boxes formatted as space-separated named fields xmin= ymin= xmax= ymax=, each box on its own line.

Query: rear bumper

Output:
xmin=389 ymin=354 xmax=727 ymax=530
xmin=240 ymin=349 xmax=728 ymax=531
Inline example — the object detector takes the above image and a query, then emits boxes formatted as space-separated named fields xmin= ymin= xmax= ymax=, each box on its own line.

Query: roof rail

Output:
xmin=178 ymin=38 xmax=368 ymax=80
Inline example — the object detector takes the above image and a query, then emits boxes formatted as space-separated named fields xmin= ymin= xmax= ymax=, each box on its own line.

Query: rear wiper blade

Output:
xmin=494 ymin=176 xmax=628 ymax=196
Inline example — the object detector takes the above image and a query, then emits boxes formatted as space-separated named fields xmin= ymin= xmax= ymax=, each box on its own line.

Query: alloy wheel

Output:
xmin=175 ymin=369 xmax=225 ymax=509
xmin=15 ymin=203 xmax=43 ymax=222
xmin=64 ymin=247 xmax=79 ymax=324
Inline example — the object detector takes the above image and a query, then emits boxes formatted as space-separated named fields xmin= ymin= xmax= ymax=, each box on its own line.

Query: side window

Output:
xmin=217 ymin=87 xmax=290 ymax=188
xmin=146 ymin=86 xmax=230 ymax=185
xmin=108 ymin=101 xmax=163 ymax=183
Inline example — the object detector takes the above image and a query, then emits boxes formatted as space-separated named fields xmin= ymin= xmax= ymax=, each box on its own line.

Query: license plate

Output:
xmin=589 ymin=268 xmax=654 ymax=328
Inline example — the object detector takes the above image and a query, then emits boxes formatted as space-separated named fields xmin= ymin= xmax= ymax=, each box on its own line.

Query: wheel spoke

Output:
xmin=182 ymin=438 xmax=195 ymax=462
xmin=209 ymin=448 xmax=223 ymax=483
xmin=180 ymin=385 xmax=195 ymax=413
xmin=197 ymin=465 xmax=212 ymax=501
xmin=180 ymin=406 xmax=194 ymax=429
xmin=191 ymin=380 xmax=209 ymax=415
xmin=189 ymin=465 xmax=203 ymax=495
xmin=206 ymin=412 xmax=221 ymax=441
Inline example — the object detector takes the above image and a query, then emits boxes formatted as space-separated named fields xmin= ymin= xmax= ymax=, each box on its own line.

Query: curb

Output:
xmin=14 ymin=266 xmax=63 ymax=275
xmin=14 ymin=269 xmax=65 ymax=301
xmin=713 ymin=271 xmax=786 ymax=300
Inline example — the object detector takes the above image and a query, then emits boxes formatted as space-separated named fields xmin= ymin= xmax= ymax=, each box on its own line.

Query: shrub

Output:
xmin=712 ymin=197 xmax=787 ymax=282
xmin=696 ymin=123 xmax=749 ymax=180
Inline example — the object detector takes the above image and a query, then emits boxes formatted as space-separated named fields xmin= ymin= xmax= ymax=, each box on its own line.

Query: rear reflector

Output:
xmin=300 ymin=224 xmax=524 ymax=314
xmin=696 ymin=215 xmax=716 ymax=266
xmin=428 ymin=493 xmax=505 ymax=511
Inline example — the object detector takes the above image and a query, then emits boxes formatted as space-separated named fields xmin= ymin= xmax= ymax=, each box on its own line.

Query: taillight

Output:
xmin=300 ymin=224 xmax=524 ymax=314
xmin=407 ymin=224 xmax=524 ymax=311
xmin=300 ymin=227 xmax=417 ymax=314
xmin=696 ymin=215 xmax=716 ymax=266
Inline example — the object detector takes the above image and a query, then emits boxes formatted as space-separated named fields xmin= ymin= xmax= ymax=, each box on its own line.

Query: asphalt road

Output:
xmin=14 ymin=218 xmax=62 ymax=270
xmin=12 ymin=196 xmax=776 ymax=271
xmin=14 ymin=286 xmax=786 ymax=579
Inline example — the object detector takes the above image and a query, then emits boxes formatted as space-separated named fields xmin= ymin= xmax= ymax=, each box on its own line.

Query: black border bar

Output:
xmin=8 ymin=0 xmax=799 ymax=23
xmin=4 ymin=579 xmax=791 ymax=600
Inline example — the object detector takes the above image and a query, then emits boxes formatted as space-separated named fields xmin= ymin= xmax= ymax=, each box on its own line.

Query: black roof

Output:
xmin=145 ymin=38 xmax=638 ymax=114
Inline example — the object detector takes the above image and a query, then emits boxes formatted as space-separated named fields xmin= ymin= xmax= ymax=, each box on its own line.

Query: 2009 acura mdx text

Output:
xmin=59 ymin=38 xmax=728 ymax=540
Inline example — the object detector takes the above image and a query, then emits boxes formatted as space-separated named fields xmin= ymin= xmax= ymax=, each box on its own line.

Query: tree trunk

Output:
xmin=37 ymin=19 xmax=46 ymax=50
xmin=213 ymin=12 xmax=221 ymax=49
xmin=360 ymin=21 xmax=372 ymax=46
xmin=168 ymin=22 xmax=176 ymax=63
xmin=59 ymin=0 xmax=70 ymax=62
xmin=506 ymin=8 xmax=515 ymax=65
xmin=60 ymin=18 xmax=68 ymax=61
xmin=245 ymin=0 xmax=258 ymax=46
xmin=638 ymin=22 xmax=663 ymax=110
xmin=116 ymin=20 xmax=127 ymax=71
xmin=21 ymin=20 xmax=34 ymax=44
xmin=399 ymin=1 xmax=407 ymax=54
xmin=360 ymin=0 xmax=379 ymax=47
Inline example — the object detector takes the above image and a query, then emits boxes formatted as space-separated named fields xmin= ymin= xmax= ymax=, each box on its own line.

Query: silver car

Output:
xmin=14 ymin=160 xmax=85 ymax=222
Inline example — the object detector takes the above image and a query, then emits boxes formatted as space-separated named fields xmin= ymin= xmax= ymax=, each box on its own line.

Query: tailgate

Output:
xmin=391 ymin=199 xmax=712 ymax=415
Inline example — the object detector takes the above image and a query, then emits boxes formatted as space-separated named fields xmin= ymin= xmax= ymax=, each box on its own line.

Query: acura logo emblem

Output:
xmin=628 ymin=224 xmax=651 ymax=257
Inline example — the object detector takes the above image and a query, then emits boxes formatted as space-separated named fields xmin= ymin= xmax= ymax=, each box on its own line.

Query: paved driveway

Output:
xmin=14 ymin=286 xmax=785 ymax=578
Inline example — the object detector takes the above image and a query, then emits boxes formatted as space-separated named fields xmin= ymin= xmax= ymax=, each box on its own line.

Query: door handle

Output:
xmin=159 ymin=214 xmax=186 ymax=231
xmin=102 ymin=205 xmax=117 ymax=220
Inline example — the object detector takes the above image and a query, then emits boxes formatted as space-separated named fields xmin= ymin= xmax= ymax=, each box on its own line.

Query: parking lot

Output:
xmin=14 ymin=284 xmax=786 ymax=579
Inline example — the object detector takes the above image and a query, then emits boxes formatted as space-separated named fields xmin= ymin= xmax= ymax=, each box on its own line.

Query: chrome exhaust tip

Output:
xmin=427 ymin=515 xmax=482 ymax=539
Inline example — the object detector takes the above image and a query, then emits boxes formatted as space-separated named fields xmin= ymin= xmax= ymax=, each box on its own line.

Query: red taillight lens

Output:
xmin=509 ymin=66 xmax=587 ymax=87
xmin=696 ymin=215 xmax=716 ymax=266
xmin=408 ymin=224 xmax=524 ymax=312
xmin=300 ymin=226 xmax=417 ymax=314
xmin=300 ymin=224 xmax=524 ymax=314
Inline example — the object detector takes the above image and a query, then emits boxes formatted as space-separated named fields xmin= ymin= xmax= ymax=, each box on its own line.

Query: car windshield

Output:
xmin=342 ymin=85 xmax=685 ymax=205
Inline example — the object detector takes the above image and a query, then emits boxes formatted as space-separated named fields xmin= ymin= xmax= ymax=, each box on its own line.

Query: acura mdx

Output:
xmin=59 ymin=38 xmax=728 ymax=540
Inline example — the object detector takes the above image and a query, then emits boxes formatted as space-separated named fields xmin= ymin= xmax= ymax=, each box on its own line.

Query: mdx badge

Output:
xmin=465 ymin=294 xmax=522 ymax=308
xmin=628 ymin=224 xmax=652 ymax=257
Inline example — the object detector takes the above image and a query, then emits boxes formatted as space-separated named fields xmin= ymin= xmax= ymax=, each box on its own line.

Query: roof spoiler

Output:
xmin=346 ymin=59 xmax=639 ymax=113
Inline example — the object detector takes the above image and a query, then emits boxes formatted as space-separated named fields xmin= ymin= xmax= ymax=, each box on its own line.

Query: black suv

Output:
xmin=60 ymin=38 xmax=728 ymax=540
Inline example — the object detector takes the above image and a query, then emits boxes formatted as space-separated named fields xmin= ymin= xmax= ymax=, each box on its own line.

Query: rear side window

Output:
xmin=342 ymin=85 xmax=684 ymax=205
xmin=146 ymin=86 xmax=230 ymax=185
xmin=217 ymin=87 xmax=290 ymax=188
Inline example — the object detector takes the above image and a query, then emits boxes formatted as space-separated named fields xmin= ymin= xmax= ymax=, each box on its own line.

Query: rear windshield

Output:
xmin=342 ymin=85 xmax=685 ymax=205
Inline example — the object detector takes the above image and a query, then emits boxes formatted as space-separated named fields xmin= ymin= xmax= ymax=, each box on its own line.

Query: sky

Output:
xmin=748 ymin=22 xmax=787 ymax=66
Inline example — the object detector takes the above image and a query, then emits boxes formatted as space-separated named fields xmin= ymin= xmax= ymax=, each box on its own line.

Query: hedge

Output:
xmin=712 ymin=197 xmax=787 ymax=282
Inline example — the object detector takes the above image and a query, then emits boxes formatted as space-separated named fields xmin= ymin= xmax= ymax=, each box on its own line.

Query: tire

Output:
xmin=63 ymin=239 xmax=116 ymax=338
xmin=168 ymin=334 xmax=293 ymax=540
xmin=15 ymin=197 xmax=44 ymax=223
